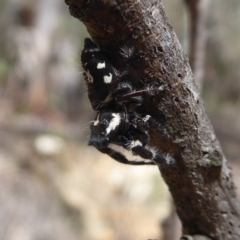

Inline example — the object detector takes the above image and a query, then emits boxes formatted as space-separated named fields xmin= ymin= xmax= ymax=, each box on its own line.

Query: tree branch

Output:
xmin=65 ymin=0 xmax=240 ymax=238
xmin=184 ymin=0 xmax=210 ymax=90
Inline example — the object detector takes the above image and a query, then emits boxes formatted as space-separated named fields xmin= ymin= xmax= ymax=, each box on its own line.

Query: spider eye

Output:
xmin=101 ymin=120 xmax=108 ymax=128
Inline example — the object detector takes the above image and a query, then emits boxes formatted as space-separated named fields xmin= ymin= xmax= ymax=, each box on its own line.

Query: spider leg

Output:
xmin=123 ymin=131 xmax=156 ymax=162
xmin=116 ymin=89 xmax=149 ymax=102
xmin=132 ymin=114 xmax=159 ymax=130
xmin=126 ymin=131 xmax=166 ymax=165
xmin=121 ymin=129 xmax=147 ymax=148
xmin=116 ymin=82 xmax=167 ymax=103
xmin=95 ymin=147 xmax=155 ymax=165
xmin=131 ymin=145 xmax=153 ymax=159
xmin=153 ymin=153 xmax=166 ymax=165
xmin=132 ymin=145 xmax=166 ymax=165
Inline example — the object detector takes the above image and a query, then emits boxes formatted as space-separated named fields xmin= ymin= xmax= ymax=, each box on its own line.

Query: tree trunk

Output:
xmin=65 ymin=0 xmax=240 ymax=239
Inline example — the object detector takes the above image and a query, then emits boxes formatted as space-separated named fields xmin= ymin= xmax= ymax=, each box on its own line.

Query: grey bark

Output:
xmin=65 ymin=0 xmax=240 ymax=239
xmin=162 ymin=2 xmax=210 ymax=238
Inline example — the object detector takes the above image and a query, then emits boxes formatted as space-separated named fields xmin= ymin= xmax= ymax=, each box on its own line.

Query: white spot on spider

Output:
xmin=129 ymin=140 xmax=143 ymax=149
xmin=97 ymin=62 xmax=106 ymax=69
xmin=106 ymin=113 xmax=121 ymax=135
xmin=93 ymin=115 xmax=100 ymax=126
xmin=142 ymin=115 xmax=151 ymax=122
xmin=86 ymin=70 xmax=94 ymax=83
xmin=103 ymin=73 xmax=112 ymax=84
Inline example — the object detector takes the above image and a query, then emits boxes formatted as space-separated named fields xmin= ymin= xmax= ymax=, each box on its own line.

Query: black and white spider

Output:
xmin=81 ymin=38 xmax=169 ymax=165
xmin=88 ymin=110 xmax=166 ymax=165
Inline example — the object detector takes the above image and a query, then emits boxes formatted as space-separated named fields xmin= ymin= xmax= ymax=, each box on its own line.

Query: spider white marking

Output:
xmin=86 ymin=70 xmax=94 ymax=83
xmin=106 ymin=113 xmax=121 ymax=135
xmin=129 ymin=140 xmax=142 ymax=149
xmin=97 ymin=62 xmax=106 ymax=69
xmin=142 ymin=115 xmax=151 ymax=122
xmin=103 ymin=73 xmax=112 ymax=84
xmin=93 ymin=115 xmax=100 ymax=126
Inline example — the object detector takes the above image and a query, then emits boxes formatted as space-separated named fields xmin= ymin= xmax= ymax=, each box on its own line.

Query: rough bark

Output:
xmin=162 ymin=2 xmax=210 ymax=238
xmin=184 ymin=0 xmax=210 ymax=90
xmin=65 ymin=0 xmax=240 ymax=239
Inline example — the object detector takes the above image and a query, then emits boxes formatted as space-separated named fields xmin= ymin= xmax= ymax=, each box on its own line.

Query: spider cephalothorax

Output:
xmin=88 ymin=111 xmax=166 ymax=165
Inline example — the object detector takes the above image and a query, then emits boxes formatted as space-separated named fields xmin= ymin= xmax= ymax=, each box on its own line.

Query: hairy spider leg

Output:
xmin=152 ymin=154 xmax=166 ymax=165
xmin=132 ymin=146 xmax=167 ymax=165
xmin=115 ymin=88 xmax=159 ymax=102
xmin=96 ymin=147 xmax=156 ymax=165
xmin=131 ymin=146 xmax=154 ymax=159
xmin=120 ymin=122 xmax=167 ymax=165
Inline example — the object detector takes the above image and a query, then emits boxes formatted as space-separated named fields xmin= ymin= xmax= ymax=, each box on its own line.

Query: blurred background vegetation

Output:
xmin=0 ymin=0 xmax=240 ymax=240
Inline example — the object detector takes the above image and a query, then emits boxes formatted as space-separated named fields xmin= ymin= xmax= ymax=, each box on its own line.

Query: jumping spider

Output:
xmin=81 ymin=38 xmax=167 ymax=165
